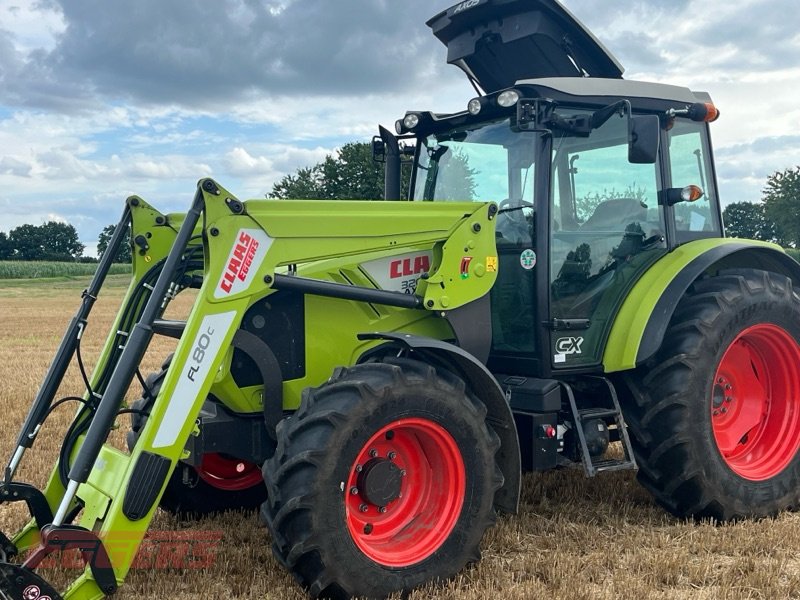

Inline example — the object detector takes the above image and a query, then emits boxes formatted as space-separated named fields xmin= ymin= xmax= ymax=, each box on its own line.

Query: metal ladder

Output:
xmin=562 ymin=378 xmax=638 ymax=477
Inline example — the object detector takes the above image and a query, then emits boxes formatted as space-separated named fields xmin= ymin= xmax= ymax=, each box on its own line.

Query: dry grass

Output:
xmin=2 ymin=277 xmax=800 ymax=599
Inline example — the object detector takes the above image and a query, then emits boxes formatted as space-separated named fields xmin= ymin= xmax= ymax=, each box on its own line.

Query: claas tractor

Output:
xmin=2 ymin=0 xmax=800 ymax=598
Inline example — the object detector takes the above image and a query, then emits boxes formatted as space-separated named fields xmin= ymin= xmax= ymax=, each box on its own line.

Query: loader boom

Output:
xmin=0 ymin=179 xmax=499 ymax=599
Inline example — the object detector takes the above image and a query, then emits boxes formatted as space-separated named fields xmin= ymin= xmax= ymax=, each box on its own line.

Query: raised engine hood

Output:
xmin=427 ymin=0 xmax=624 ymax=93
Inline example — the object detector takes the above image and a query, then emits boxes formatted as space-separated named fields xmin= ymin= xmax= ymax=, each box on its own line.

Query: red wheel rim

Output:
xmin=196 ymin=454 xmax=263 ymax=491
xmin=711 ymin=324 xmax=800 ymax=480
xmin=345 ymin=418 xmax=466 ymax=567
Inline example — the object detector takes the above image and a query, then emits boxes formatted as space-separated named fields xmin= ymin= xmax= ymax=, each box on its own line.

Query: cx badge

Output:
xmin=556 ymin=336 xmax=584 ymax=355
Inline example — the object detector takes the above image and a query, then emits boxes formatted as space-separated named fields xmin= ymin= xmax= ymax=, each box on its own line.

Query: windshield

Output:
xmin=413 ymin=119 xmax=536 ymax=204
xmin=413 ymin=119 xmax=540 ymax=359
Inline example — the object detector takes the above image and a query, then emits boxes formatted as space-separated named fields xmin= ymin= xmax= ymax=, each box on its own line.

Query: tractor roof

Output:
xmin=427 ymin=0 xmax=624 ymax=93
xmin=518 ymin=77 xmax=713 ymax=106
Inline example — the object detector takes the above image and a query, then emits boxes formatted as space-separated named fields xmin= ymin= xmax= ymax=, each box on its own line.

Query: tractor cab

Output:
xmin=397 ymin=79 xmax=722 ymax=378
xmin=377 ymin=0 xmax=725 ymax=378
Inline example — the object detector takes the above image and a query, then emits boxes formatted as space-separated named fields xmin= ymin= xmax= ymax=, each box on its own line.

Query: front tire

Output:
xmin=261 ymin=359 xmax=503 ymax=599
xmin=623 ymin=270 xmax=800 ymax=520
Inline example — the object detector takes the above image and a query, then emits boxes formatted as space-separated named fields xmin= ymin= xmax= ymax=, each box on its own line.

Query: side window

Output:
xmin=668 ymin=121 xmax=721 ymax=239
xmin=551 ymin=112 xmax=662 ymax=318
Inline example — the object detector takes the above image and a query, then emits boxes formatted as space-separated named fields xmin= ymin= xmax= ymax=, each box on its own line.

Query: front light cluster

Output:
xmin=395 ymin=112 xmax=422 ymax=134
xmin=466 ymin=89 xmax=520 ymax=115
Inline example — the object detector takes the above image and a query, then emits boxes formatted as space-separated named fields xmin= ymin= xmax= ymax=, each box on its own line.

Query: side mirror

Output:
xmin=628 ymin=115 xmax=660 ymax=164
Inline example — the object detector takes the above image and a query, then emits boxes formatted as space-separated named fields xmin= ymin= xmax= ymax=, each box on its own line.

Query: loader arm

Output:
xmin=0 ymin=179 xmax=498 ymax=599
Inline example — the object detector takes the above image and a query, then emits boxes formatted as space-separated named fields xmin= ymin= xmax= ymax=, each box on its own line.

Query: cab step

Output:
xmin=561 ymin=378 xmax=637 ymax=477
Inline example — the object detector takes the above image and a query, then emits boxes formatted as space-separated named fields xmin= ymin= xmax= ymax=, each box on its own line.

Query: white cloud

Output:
xmin=0 ymin=0 xmax=797 ymax=250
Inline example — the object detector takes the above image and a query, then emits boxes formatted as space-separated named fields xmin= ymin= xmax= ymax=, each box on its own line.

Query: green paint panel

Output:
xmin=603 ymin=237 xmax=784 ymax=372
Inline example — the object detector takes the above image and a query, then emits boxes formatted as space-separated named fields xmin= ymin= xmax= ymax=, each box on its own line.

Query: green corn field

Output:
xmin=0 ymin=261 xmax=131 ymax=280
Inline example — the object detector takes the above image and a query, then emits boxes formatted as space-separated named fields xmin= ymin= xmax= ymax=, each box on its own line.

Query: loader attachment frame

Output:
xmin=0 ymin=179 xmax=500 ymax=599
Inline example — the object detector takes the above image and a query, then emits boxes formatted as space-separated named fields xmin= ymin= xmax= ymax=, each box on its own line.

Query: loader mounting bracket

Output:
xmin=24 ymin=524 xmax=118 ymax=596
xmin=0 ymin=482 xmax=54 ymax=536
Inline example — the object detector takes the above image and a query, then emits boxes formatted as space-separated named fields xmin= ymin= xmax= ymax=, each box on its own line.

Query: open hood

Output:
xmin=427 ymin=0 xmax=624 ymax=93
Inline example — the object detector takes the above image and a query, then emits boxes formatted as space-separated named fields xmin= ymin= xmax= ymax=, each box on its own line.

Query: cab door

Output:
xmin=547 ymin=109 xmax=667 ymax=370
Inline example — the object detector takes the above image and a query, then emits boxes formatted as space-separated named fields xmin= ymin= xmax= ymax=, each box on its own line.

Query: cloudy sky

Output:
xmin=1 ymin=0 xmax=798 ymax=255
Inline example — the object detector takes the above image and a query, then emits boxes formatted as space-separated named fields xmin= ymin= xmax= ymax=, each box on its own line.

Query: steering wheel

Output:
xmin=496 ymin=199 xmax=534 ymax=245
xmin=498 ymin=198 xmax=535 ymax=213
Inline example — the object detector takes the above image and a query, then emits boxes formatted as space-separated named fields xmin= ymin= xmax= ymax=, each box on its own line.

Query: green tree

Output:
xmin=0 ymin=232 xmax=11 ymax=259
xmin=269 ymin=142 xmax=411 ymax=200
xmin=8 ymin=224 xmax=46 ymax=260
xmin=722 ymin=201 xmax=777 ymax=242
xmin=429 ymin=148 xmax=479 ymax=202
xmin=8 ymin=221 xmax=84 ymax=260
xmin=41 ymin=221 xmax=85 ymax=261
xmin=763 ymin=166 xmax=800 ymax=247
xmin=97 ymin=224 xmax=132 ymax=263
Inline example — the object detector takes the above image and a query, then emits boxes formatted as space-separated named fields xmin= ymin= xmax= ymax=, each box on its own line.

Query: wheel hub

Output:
xmin=345 ymin=417 xmax=466 ymax=567
xmin=357 ymin=458 xmax=403 ymax=506
xmin=711 ymin=324 xmax=800 ymax=480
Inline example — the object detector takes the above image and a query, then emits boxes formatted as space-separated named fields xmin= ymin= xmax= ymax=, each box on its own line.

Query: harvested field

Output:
xmin=1 ymin=276 xmax=800 ymax=599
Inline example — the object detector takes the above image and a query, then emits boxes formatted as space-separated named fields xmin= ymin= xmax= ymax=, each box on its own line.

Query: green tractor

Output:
xmin=2 ymin=0 xmax=800 ymax=598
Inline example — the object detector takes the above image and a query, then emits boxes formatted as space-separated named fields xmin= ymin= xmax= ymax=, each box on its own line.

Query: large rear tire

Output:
xmin=128 ymin=360 xmax=266 ymax=516
xmin=261 ymin=359 xmax=503 ymax=599
xmin=623 ymin=270 xmax=800 ymax=520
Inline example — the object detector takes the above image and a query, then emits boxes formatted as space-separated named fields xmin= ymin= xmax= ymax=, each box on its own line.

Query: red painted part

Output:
xmin=345 ymin=418 xmax=466 ymax=567
xmin=196 ymin=453 xmax=263 ymax=491
xmin=711 ymin=324 xmax=800 ymax=481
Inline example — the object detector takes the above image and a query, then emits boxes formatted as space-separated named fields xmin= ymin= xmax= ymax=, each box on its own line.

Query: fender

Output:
xmin=357 ymin=332 xmax=521 ymax=514
xmin=604 ymin=238 xmax=800 ymax=372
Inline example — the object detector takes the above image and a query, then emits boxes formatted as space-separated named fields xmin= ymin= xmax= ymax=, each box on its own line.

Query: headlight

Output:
xmin=403 ymin=113 xmax=420 ymax=130
xmin=468 ymin=98 xmax=482 ymax=115
xmin=497 ymin=89 xmax=520 ymax=108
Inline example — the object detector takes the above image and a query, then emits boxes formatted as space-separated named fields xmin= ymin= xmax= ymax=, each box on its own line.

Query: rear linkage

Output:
xmin=0 ymin=183 xmax=209 ymax=599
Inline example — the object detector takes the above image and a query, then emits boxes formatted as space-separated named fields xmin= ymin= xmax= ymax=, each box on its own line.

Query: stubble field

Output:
xmin=1 ymin=276 xmax=800 ymax=599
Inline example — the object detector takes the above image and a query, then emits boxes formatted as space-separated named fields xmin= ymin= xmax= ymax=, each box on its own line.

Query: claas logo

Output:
xmin=389 ymin=255 xmax=430 ymax=279
xmin=220 ymin=231 xmax=259 ymax=293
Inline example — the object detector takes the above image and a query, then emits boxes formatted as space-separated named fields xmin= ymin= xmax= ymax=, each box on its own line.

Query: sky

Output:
xmin=0 ymin=0 xmax=798 ymax=256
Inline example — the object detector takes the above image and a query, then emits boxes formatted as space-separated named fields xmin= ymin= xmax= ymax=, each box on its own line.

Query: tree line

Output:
xmin=722 ymin=166 xmax=800 ymax=247
xmin=0 ymin=221 xmax=85 ymax=261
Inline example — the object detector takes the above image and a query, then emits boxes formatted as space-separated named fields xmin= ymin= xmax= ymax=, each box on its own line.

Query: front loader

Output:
xmin=4 ymin=0 xmax=800 ymax=598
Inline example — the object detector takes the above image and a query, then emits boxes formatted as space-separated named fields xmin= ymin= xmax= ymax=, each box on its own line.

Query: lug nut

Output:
xmin=713 ymin=410 xmax=720 ymax=416
xmin=388 ymin=451 xmax=397 ymax=460
xmin=720 ymin=407 xmax=728 ymax=414
xmin=350 ymin=486 xmax=359 ymax=495
xmin=369 ymin=449 xmax=378 ymax=458
xmin=718 ymin=378 xmax=724 ymax=384
xmin=359 ymin=503 xmax=368 ymax=513
xmin=400 ymin=470 xmax=407 ymax=477
xmin=725 ymin=397 xmax=733 ymax=403
xmin=364 ymin=524 xmax=373 ymax=534
xmin=355 ymin=464 xmax=363 ymax=473
xmin=379 ymin=506 xmax=387 ymax=514
xmin=725 ymin=384 xmax=732 ymax=391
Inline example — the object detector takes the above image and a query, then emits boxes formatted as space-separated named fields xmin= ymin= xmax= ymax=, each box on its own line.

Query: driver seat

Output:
xmin=581 ymin=198 xmax=646 ymax=230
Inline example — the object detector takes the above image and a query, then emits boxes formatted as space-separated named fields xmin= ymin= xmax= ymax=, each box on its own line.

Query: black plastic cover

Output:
xmin=500 ymin=375 xmax=561 ymax=412
xmin=123 ymin=451 xmax=171 ymax=521
xmin=427 ymin=0 xmax=624 ymax=93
